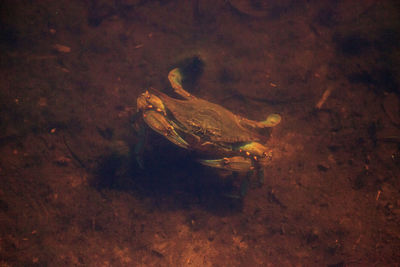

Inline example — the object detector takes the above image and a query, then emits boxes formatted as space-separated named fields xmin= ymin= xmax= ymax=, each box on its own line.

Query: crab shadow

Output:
xmin=92 ymin=133 xmax=243 ymax=215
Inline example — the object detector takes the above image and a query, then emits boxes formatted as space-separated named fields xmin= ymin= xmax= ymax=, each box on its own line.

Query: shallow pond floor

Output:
xmin=0 ymin=0 xmax=400 ymax=266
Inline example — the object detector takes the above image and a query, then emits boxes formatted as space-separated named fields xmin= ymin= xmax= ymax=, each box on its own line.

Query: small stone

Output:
xmin=38 ymin=97 xmax=47 ymax=107
xmin=317 ymin=164 xmax=329 ymax=172
xmin=53 ymin=44 xmax=71 ymax=53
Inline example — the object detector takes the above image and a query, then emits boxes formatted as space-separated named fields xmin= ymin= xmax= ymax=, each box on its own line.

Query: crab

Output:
xmin=135 ymin=68 xmax=281 ymax=189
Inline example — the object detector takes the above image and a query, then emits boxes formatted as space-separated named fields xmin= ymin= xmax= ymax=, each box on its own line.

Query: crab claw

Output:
xmin=199 ymin=156 xmax=253 ymax=172
xmin=237 ymin=142 xmax=270 ymax=158
xmin=143 ymin=110 xmax=189 ymax=149
xmin=238 ymin=113 xmax=281 ymax=130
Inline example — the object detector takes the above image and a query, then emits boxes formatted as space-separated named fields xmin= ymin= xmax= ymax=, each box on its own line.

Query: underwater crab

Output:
xmin=135 ymin=68 xmax=281 ymax=181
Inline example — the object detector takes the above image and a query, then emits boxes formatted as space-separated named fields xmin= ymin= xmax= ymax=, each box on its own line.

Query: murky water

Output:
xmin=0 ymin=0 xmax=399 ymax=265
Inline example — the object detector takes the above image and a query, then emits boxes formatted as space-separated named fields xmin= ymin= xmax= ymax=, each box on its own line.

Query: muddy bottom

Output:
xmin=0 ymin=0 xmax=399 ymax=266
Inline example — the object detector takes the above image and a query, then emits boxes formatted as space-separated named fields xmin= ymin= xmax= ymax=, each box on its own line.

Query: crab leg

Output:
xmin=199 ymin=156 xmax=253 ymax=172
xmin=200 ymin=153 xmax=266 ymax=198
xmin=168 ymin=68 xmax=192 ymax=99
xmin=239 ymin=113 xmax=281 ymax=128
